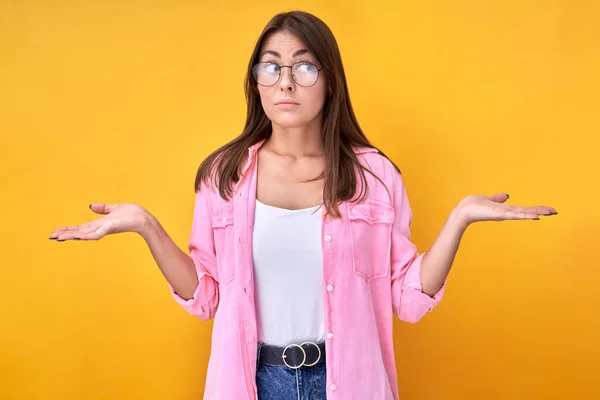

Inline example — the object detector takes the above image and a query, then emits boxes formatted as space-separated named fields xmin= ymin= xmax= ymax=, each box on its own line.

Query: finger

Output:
xmin=500 ymin=209 xmax=540 ymax=220
xmin=89 ymin=203 xmax=115 ymax=215
xmin=52 ymin=230 xmax=83 ymax=241
xmin=54 ymin=226 xmax=104 ymax=241
xmin=488 ymin=193 xmax=510 ymax=203
xmin=507 ymin=205 xmax=556 ymax=216
xmin=527 ymin=206 xmax=557 ymax=216
xmin=490 ymin=195 xmax=557 ymax=215
xmin=50 ymin=221 xmax=100 ymax=239
xmin=543 ymin=206 xmax=558 ymax=215
xmin=50 ymin=224 xmax=98 ymax=240
xmin=53 ymin=225 xmax=81 ymax=232
xmin=49 ymin=225 xmax=83 ymax=238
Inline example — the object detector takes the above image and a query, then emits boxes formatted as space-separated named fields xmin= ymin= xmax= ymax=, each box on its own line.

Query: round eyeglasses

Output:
xmin=252 ymin=61 xmax=323 ymax=87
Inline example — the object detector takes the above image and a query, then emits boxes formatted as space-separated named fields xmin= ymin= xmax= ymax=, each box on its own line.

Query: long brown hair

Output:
xmin=195 ymin=10 xmax=400 ymax=218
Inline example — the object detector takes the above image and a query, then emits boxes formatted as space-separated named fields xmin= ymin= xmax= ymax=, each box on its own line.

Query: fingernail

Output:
xmin=49 ymin=236 xmax=57 ymax=240
xmin=56 ymin=239 xmax=65 ymax=242
xmin=89 ymin=204 xmax=92 ymax=209
xmin=506 ymin=193 xmax=510 ymax=198
xmin=533 ymin=217 xmax=540 ymax=220
xmin=73 ymin=237 xmax=81 ymax=240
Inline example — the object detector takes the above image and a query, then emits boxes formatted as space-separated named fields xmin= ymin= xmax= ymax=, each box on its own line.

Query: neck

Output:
xmin=266 ymin=118 xmax=324 ymax=158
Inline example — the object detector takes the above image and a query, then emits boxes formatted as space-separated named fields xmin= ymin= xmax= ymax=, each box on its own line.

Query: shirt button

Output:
xmin=327 ymin=285 xmax=334 ymax=291
xmin=324 ymin=235 xmax=332 ymax=242
xmin=330 ymin=384 xmax=337 ymax=391
xmin=327 ymin=332 xmax=334 ymax=339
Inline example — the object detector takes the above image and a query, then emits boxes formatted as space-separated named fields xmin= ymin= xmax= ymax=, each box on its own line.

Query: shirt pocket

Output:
xmin=347 ymin=198 xmax=395 ymax=281
xmin=211 ymin=202 xmax=236 ymax=284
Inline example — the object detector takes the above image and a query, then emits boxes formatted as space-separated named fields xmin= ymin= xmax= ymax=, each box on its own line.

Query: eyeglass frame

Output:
xmin=251 ymin=61 xmax=324 ymax=87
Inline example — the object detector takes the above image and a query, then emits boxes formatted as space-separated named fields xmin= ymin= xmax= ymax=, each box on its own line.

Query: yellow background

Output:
xmin=1 ymin=1 xmax=598 ymax=399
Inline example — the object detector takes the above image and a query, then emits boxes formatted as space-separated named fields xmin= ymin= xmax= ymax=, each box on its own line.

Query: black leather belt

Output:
xmin=258 ymin=341 xmax=326 ymax=369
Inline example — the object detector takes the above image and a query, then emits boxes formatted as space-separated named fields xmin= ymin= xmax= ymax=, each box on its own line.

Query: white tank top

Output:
xmin=252 ymin=199 xmax=325 ymax=347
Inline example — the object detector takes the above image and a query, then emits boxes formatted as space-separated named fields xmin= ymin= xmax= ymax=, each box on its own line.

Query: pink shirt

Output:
xmin=169 ymin=140 xmax=446 ymax=399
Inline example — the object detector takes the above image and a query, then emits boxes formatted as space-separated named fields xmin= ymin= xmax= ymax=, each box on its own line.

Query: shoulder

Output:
xmin=195 ymin=178 xmax=228 ymax=213
xmin=353 ymin=147 xmax=403 ymax=187
xmin=351 ymin=147 xmax=406 ymax=205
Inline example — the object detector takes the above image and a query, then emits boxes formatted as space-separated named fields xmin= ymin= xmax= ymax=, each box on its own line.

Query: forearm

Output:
xmin=138 ymin=213 xmax=199 ymax=300
xmin=420 ymin=207 xmax=469 ymax=296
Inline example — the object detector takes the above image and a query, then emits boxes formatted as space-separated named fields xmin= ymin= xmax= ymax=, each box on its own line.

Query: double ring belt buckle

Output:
xmin=282 ymin=341 xmax=321 ymax=369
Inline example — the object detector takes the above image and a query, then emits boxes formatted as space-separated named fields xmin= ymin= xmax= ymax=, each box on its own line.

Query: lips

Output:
xmin=275 ymin=99 xmax=299 ymax=105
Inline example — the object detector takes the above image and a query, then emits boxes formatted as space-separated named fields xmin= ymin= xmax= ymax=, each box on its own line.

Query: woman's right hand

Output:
xmin=49 ymin=203 xmax=151 ymax=242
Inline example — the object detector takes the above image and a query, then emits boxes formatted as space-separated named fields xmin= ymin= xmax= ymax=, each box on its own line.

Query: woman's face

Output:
xmin=255 ymin=31 xmax=327 ymax=129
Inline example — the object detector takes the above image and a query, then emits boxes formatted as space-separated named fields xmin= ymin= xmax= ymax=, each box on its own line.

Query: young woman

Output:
xmin=49 ymin=10 xmax=556 ymax=400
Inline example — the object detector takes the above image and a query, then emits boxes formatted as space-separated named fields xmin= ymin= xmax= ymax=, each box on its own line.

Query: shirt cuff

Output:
xmin=401 ymin=253 xmax=446 ymax=311
xmin=169 ymin=256 xmax=218 ymax=317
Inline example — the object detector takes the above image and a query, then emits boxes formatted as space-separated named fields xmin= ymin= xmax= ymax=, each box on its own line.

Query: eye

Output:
xmin=262 ymin=62 xmax=280 ymax=74
xmin=295 ymin=62 xmax=317 ymax=73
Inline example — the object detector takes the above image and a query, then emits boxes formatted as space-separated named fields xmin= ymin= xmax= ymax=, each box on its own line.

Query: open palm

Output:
xmin=49 ymin=203 xmax=149 ymax=241
xmin=457 ymin=193 xmax=557 ymax=225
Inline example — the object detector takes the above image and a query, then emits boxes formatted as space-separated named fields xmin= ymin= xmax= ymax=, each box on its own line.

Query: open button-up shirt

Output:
xmin=169 ymin=140 xmax=446 ymax=399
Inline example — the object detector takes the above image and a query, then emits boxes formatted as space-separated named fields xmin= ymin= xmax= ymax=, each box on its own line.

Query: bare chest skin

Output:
xmin=255 ymin=148 xmax=325 ymax=210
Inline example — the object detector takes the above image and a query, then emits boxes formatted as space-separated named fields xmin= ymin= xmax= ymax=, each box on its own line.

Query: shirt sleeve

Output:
xmin=169 ymin=186 xmax=219 ymax=320
xmin=390 ymin=170 xmax=446 ymax=323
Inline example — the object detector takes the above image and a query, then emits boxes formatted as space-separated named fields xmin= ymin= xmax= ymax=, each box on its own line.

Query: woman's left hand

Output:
xmin=455 ymin=193 xmax=557 ymax=227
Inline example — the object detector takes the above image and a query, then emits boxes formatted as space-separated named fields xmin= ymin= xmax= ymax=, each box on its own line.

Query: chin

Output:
xmin=269 ymin=115 xmax=311 ymax=129
xmin=272 ymin=120 xmax=306 ymax=129
xmin=268 ymin=109 xmax=322 ymax=129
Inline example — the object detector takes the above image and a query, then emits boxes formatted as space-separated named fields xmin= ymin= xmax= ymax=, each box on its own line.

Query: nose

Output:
xmin=278 ymin=66 xmax=295 ymax=92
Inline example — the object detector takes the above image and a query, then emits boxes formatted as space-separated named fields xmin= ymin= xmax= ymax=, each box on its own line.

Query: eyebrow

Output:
xmin=259 ymin=49 xmax=310 ymax=59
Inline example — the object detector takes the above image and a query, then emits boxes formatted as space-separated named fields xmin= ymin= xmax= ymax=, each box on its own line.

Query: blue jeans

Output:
xmin=256 ymin=362 xmax=327 ymax=400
